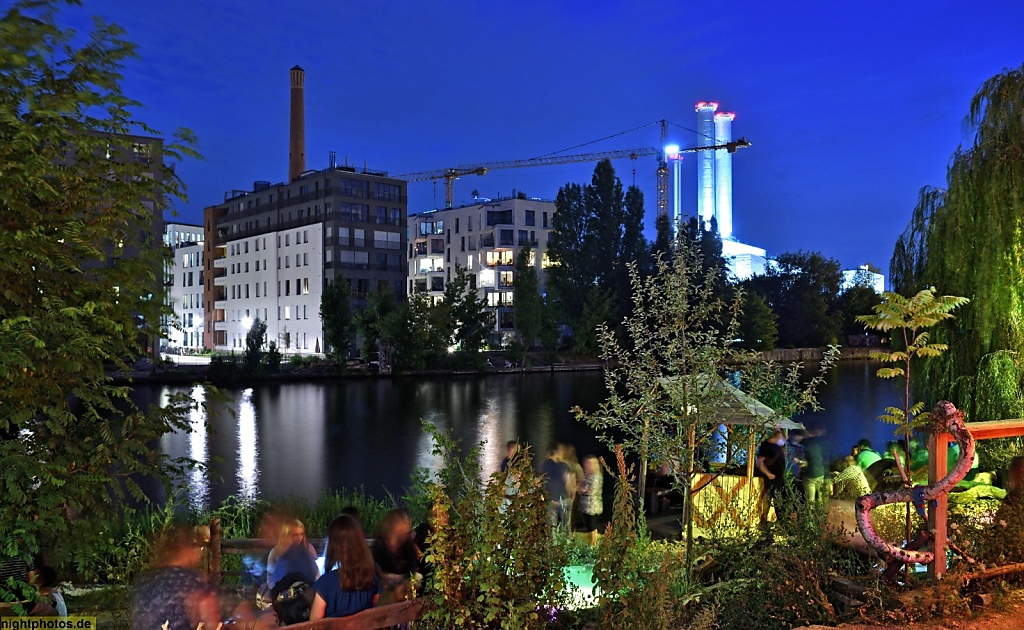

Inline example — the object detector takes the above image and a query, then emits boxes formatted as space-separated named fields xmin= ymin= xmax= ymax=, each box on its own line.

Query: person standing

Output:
xmin=756 ymin=428 xmax=789 ymax=524
xmin=577 ymin=456 xmax=604 ymax=545
xmin=540 ymin=445 xmax=573 ymax=532
xmin=802 ymin=424 xmax=832 ymax=507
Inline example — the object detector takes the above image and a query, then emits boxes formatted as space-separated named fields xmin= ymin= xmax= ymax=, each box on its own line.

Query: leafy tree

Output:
xmin=651 ymin=212 xmax=673 ymax=264
xmin=444 ymin=264 xmax=489 ymax=358
xmin=354 ymin=285 xmax=405 ymax=374
xmin=856 ymin=287 xmax=967 ymax=573
xmin=547 ymin=182 xmax=591 ymax=324
xmin=548 ymin=160 xmax=647 ymax=347
xmin=575 ymin=243 xmax=836 ymax=573
xmin=890 ymin=65 xmax=1024 ymax=415
xmin=320 ymin=277 xmax=354 ymax=366
xmin=398 ymin=293 xmax=448 ymax=371
xmin=745 ymin=251 xmax=843 ymax=348
xmin=737 ymin=292 xmax=778 ymax=351
xmin=837 ymin=285 xmax=882 ymax=339
xmin=570 ymin=286 xmax=613 ymax=355
xmin=244 ymin=317 xmax=267 ymax=373
xmin=0 ymin=0 xmax=198 ymax=588
xmin=512 ymin=246 xmax=543 ymax=359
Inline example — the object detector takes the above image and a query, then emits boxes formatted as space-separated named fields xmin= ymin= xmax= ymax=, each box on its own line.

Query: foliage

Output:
xmin=744 ymin=250 xmax=843 ymax=347
xmin=736 ymin=291 xmax=777 ymax=351
xmin=0 ymin=0 xmax=200 ymax=594
xmin=354 ymin=285 xmax=404 ymax=373
xmin=443 ymin=264 xmax=490 ymax=360
xmin=570 ymin=286 xmax=613 ymax=355
xmin=890 ymin=65 xmax=1024 ymax=414
xmin=547 ymin=160 xmax=647 ymax=343
xmin=856 ymin=287 xmax=969 ymax=438
xmin=319 ymin=277 xmax=354 ymax=366
xmin=244 ymin=317 xmax=267 ymax=373
xmin=837 ymin=285 xmax=882 ymax=339
xmin=265 ymin=340 xmax=281 ymax=373
xmin=576 ymin=240 xmax=835 ymax=574
xmin=422 ymin=425 xmax=568 ymax=629
xmin=593 ymin=447 xmax=693 ymax=630
xmin=512 ymin=245 xmax=543 ymax=359
xmin=705 ymin=491 xmax=849 ymax=630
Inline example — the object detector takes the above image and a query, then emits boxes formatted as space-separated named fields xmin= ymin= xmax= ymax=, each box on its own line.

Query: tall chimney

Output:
xmin=288 ymin=65 xmax=306 ymax=182
xmin=694 ymin=101 xmax=718 ymax=228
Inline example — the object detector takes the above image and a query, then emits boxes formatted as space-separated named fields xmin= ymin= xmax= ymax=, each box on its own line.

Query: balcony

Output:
xmin=214 ymin=276 xmax=227 ymax=286
xmin=213 ymin=258 xmax=228 ymax=269
xmin=214 ymin=300 xmax=227 ymax=311
xmin=214 ymin=321 xmax=228 ymax=331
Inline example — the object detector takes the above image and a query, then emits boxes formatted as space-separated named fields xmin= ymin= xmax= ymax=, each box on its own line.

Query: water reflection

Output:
xmin=188 ymin=386 xmax=209 ymax=509
xmin=237 ymin=388 xmax=259 ymax=500
xmin=144 ymin=363 xmax=902 ymax=511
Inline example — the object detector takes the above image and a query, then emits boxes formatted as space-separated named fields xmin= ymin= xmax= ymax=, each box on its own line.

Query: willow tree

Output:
xmin=890 ymin=64 xmax=1024 ymax=420
xmin=0 ymin=0 xmax=199 ymax=595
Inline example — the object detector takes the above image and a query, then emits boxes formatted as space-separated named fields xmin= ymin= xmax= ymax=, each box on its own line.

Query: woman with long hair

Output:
xmin=266 ymin=518 xmax=319 ymax=588
xmin=309 ymin=514 xmax=381 ymax=619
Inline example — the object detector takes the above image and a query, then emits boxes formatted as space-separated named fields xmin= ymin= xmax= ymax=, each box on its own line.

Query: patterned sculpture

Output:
xmin=854 ymin=401 xmax=975 ymax=565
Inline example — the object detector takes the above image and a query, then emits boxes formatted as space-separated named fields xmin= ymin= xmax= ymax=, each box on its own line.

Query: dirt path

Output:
xmin=802 ymin=599 xmax=1024 ymax=629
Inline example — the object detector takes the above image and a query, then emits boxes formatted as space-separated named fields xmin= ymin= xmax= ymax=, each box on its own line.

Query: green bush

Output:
xmin=422 ymin=426 xmax=568 ymax=629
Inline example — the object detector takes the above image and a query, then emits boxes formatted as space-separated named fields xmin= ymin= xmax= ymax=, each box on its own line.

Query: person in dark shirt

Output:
xmin=756 ymin=428 xmax=789 ymax=524
xmin=540 ymin=445 xmax=573 ymax=532
xmin=311 ymin=515 xmax=380 ymax=620
xmin=802 ymin=424 xmax=832 ymax=506
xmin=370 ymin=509 xmax=419 ymax=602
xmin=500 ymin=440 xmax=519 ymax=473
xmin=131 ymin=525 xmax=221 ymax=630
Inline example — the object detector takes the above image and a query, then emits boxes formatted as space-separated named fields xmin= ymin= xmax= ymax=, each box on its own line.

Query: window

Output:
xmin=285 ymin=281 xmax=291 ymax=296
xmin=430 ymin=276 xmax=444 ymax=291
xmin=461 ymin=236 xmax=465 ymax=252
xmin=284 ymin=306 xmax=291 ymax=320
xmin=286 ymin=256 xmax=290 ymax=268
xmin=295 ymin=279 xmax=301 ymax=295
xmin=543 ymin=212 xmax=549 ymax=228
xmin=499 ymin=229 xmax=514 ymax=246
xmin=455 ymin=218 xmax=460 ymax=233
xmin=244 ymin=241 xmax=249 ymax=253
xmin=303 ymin=253 xmax=308 ymax=266
xmin=286 ymin=234 xmax=290 ymax=246
xmin=256 ymin=284 xmax=260 ymax=297
xmin=525 ymin=210 xmax=535 ymax=226
xmin=245 ymin=262 xmax=249 ymax=272
xmin=302 ymin=278 xmax=309 ymax=295
xmin=303 ymin=230 xmax=308 ymax=243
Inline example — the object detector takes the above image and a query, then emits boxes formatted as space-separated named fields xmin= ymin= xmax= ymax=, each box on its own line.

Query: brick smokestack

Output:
xmin=289 ymin=65 xmax=306 ymax=182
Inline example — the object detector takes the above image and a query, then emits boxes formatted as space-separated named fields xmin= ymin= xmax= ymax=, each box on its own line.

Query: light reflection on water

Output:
xmin=144 ymin=362 xmax=900 ymax=511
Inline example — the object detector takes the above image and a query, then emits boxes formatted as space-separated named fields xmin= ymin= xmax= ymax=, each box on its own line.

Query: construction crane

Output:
xmin=394 ymin=137 xmax=751 ymax=209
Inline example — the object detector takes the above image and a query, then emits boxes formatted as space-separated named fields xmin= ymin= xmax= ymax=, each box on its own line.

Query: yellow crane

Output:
xmin=394 ymin=137 xmax=750 ymax=209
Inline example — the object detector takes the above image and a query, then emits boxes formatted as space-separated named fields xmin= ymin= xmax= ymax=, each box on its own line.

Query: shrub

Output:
xmin=423 ymin=426 xmax=568 ymax=629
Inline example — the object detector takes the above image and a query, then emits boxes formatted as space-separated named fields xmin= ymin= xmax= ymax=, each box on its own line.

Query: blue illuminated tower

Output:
xmin=714 ymin=111 xmax=735 ymax=240
xmin=695 ymin=102 xmax=718 ymax=227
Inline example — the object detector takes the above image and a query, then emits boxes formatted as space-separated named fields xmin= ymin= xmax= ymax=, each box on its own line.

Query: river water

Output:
xmin=138 ymin=360 xmax=901 ymax=511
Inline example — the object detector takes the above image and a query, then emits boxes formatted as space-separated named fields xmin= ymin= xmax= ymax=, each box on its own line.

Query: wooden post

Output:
xmin=209 ymin=517 xmax=223 ymax=586
xmin=927 ymin=432 xmax=948 ymax=580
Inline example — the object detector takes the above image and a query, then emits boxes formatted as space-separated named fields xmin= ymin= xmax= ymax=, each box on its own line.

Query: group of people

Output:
xmin=129 ymin=504 xmax=437 ymax=630
xmin=756 ymin=423 xmax=1006 ymax=512
xmin=506 ymin=441 xmax=604 ymax=545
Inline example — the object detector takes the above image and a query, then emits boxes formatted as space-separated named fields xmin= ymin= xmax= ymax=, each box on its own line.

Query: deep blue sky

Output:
xmin=64 ymin=1 xmax=1024 ymax=275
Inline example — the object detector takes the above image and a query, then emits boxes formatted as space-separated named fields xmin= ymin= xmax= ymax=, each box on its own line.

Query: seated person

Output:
xmin=853 ymin=439 xmax=881 ymax=470
xmin=267 ymin=519 xmax=319 ymax=590
xmin=32 ymin=566 xmax=66 ymax=618
xmin=311 ymin=515 xmax=381 ymax=620
xmin=371 ymin=510 xmax=420 ymax=602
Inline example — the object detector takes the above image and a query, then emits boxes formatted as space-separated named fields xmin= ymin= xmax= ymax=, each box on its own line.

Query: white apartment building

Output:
xmin=164 ymin=223 xmax=205 ymax=350
xmin=407 ymin=196 xmax=555 ymax=344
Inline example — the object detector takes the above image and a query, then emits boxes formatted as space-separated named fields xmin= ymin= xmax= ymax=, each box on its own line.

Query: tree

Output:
xmin=547 ymin=182 xmax=591 ymax=324
xmin=856 ymin=288 xmax=968 ymax=577
xmin=354 ymin=285 xmax=404 ymax=374
xmin=444 ymin=264 xmax=489 ymax=358
xmin=244 ymin=317 xmax=267 ymax=373
xmin=837 ymin=285 xmax=882 ymax=339
xmin=745 ymin=251 xmax=843 ymax=348
xmin=512 ymin=246 xmax=543 ymax=358
xmin=737 ymin=292 xmax=778 ymax=351
xmin=575 ymin=243 xmax=836 ymax=573
xmin=0 ymin=0 xmax=198 ymax=588
xmin=320 ymin=277 xmax=354 ymax=366
xmin=890 ymin=65 xmax=1024 ymax=416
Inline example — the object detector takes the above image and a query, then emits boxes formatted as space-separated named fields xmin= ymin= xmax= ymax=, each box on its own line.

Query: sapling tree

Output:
xmin=575 ymin=242 xmax=835 ymax=572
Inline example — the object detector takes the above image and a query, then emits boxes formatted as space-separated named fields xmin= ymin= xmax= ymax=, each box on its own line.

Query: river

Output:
xmin=138 ymin=360 xmax=901 ymax=511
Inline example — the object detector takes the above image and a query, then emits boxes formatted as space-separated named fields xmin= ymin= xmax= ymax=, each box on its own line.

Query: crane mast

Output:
xmin=656 ymin=119 xmax=669 ymax=218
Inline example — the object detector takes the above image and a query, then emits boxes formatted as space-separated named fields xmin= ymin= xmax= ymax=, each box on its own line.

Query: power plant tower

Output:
xmin=289 ymin=65 xmax=306 ymax=181
xmin=695 ymin=102 xmax=718 ymax=227
xmin=714 ymin=111 xmax=735 ymax=240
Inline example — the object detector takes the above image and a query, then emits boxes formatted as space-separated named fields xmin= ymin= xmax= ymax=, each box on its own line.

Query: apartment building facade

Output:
xmin=164 ymin=227 xmax=205 ymax=350
xmin=202 ymin=166 xmax=407 ymax=354
xmin=407 ymin=196 xmax=555 ymax=344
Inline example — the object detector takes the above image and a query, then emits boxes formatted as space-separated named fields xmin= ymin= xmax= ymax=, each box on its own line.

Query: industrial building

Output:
xmin=201 ymin=66 xmax=407 ymax=354
xmin=407 ymin=196 xmax=555 ymax=344
xmin=693 ymin=102 xmax=767 ymax=281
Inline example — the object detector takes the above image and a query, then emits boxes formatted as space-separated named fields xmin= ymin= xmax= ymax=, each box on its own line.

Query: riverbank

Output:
xmin=120 ymin=345 xmax=878 ymax=385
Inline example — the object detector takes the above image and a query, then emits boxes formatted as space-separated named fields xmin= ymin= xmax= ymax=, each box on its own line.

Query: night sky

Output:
xmin=64 ymin=1 xmax=1024 ymax=278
